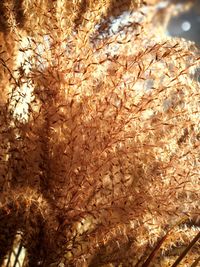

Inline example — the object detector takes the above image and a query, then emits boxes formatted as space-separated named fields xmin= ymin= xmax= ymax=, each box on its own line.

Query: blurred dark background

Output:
xmin=167 ymin=0 xmax=200 ymax=45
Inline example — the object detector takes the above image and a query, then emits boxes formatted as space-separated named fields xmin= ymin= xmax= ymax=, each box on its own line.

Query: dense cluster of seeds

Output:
xmin=0 ymin=0 xmax=199 ymax=266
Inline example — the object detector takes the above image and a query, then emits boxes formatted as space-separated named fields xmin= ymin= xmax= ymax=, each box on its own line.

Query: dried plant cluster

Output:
xmin=0 ymin=0 xmax=199 ymax=266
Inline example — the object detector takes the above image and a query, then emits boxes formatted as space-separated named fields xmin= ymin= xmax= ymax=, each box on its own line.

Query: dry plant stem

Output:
xmin=12 ymin=241 xmax=23 ymax=267
xmin=171 ymin=231 xmax=200 ymax=267
xmin=190 ymin=255 xmax=200 ymax=267
xmin=140 ymin=216 xmax=189 ymax=267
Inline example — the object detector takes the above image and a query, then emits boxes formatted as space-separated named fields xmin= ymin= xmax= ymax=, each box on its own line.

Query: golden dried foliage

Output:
xmin=0 ymin=0 xmax=199 ymax=266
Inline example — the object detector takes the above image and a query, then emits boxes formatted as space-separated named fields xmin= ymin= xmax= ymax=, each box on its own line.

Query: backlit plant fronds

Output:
xmin=0 ymin=0 xmax=199 ymax=266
